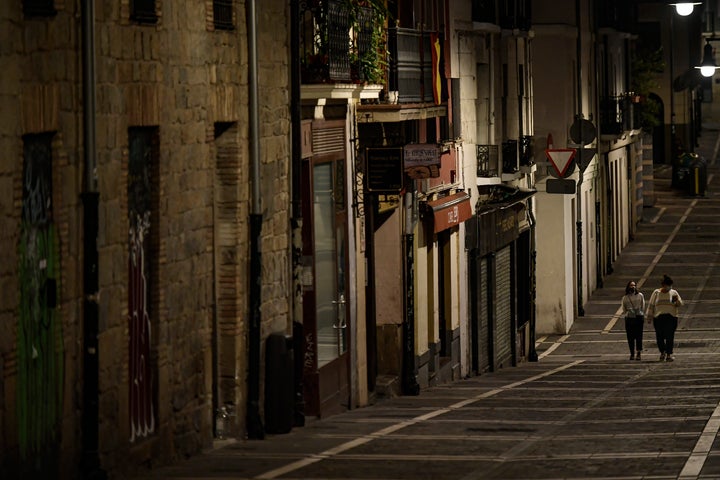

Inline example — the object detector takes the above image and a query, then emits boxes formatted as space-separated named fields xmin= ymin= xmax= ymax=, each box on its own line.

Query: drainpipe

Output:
xmin=80 ymin=1 xmax=105 ymax=478
xmin=593 ymin=0 xmax=604 ymax=288
xmin=246 ymin=0 xmax=264 ymax=440
xmin=290 ymin=0 xmax=305 ymax=427
xmin=575 ymin=0 xmax=585 ymax=317
xmin=402 ymin=191 xmax=419 ymax=395
xmin=527 ymin=196 xmax=538 ymax=362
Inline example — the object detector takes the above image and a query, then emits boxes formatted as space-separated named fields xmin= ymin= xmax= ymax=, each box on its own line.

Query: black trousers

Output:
xmin=624 ymin=316 xmax=644 ymax=353
xmin=653 ymin=314 xmax=678 ymax=354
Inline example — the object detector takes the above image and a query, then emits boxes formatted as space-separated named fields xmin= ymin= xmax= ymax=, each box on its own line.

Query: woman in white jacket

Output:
xmin=646 ymin=274 xmax=684 ymax=362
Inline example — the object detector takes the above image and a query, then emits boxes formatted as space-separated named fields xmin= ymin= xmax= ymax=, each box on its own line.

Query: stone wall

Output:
xmin=0 ymin=0 xmax=291 ymax=476
xmin=0 ymin=3 xmax=85 ymax=477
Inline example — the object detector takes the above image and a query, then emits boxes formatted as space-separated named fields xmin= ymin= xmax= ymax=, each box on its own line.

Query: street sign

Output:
xmin=546 ymin=178 xmax=576 ymax=194
xmin=577 ymin=148 xmax=595 ymax=172
xmin=544 ymin=148 xmax=576 ymax=177
xmin=404 ymin=144 xmax=440 ymax=179
xmin=569 ymin=118 xmax=596 ymax=145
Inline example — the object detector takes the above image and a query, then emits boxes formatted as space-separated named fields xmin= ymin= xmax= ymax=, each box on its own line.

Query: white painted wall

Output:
xmin=608 ymin=146 xmax=631 ymax=260
xmin=534 ymin=184 xmax=576 ymax=334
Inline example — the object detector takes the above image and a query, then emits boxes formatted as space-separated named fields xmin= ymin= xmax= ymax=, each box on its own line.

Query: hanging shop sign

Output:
xmin=366 ymin=147 xmax=403 ymax=193
xmin=477 ymin=204 xmax=524 ymax=255
xmin=426 ymin=192 xmax=472 ymax=233
xmin=404 ymin=143 xmax=441 ymax=179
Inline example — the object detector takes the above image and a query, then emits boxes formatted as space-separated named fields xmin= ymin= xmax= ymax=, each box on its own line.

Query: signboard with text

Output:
xmin=404 ymin=144 xmax=441 ymax=179
xmin=366 ymin=147 xmax=403 ymax=193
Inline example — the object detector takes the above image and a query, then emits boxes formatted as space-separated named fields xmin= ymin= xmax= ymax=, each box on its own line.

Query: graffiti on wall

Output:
xmin=18 ymin=133 xmax=64 ymax=470
xmin=128 ymin=211 xmax=154 ymax=441
xmin=128 ymin=129 xmax=155 ymax=442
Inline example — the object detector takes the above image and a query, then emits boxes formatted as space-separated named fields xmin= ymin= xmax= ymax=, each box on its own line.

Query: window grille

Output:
xmin=213 ymin=0 xmax=234 ymax=30
xmin=499 ymin=0 xmax=531 ymax=31
xmin=327 ymin=0 xmax=351 ymax=82
xmin=471 ymin=0 xmax=496 ymax=24
xmin=476 ymin=145 xmax=498 ymax=177
xmin=131 ymin=0 xmax=158 ymax=24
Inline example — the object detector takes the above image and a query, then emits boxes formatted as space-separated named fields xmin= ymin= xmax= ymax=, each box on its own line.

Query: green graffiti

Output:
xmin=17 ymin=223 xmax=63 ymax=463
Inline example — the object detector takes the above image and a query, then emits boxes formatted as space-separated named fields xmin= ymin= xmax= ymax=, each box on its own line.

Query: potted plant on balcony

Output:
xmin=352 ymin=0 xmax=388 ymax=85
xmin=631 ymin=47 xmax=664 ymax=131
xmin=300 ymin=0 xmax=389 ymax=85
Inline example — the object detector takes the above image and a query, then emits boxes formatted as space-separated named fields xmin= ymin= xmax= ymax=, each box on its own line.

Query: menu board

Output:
xmin=366 ymin=147 xmax=403 ymax=193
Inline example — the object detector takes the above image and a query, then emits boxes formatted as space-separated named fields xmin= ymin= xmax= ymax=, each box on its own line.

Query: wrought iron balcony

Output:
xmin=499 ymin=0 xmax=531 ymax=31
xmin=472 ymin=0 xmax=496 ymax=24
xmin=300 ymin=0 xmax=381 ymax=85
xmin=477 ymin=145 xmax=499 ymax=177
xmin=600 ymin=95 xmax=634 ymax=136
xmin=473 ymin=0 xmax=532 ymax=29
xmin=596 ymin=0 xmax=631 ymax=32
xmin=520 ymin=135 xmax=534 ymax=167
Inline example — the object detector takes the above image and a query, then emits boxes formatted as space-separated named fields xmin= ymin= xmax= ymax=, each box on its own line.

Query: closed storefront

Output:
xmin=494 ymin=246 xmax=513 ymax=369
xmin=466 ymin=190 xmax=535 ymax=374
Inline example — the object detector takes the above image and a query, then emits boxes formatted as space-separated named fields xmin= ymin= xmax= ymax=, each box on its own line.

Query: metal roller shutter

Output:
xmin=478 ymin=257 xmax=490 ymax=373
xmin=494 ymin=246 xmax=512 ymax=368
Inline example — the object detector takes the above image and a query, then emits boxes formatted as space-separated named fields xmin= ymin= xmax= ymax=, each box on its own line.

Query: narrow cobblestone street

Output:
xmin=132 ymin=126 xmax=720 ymax=480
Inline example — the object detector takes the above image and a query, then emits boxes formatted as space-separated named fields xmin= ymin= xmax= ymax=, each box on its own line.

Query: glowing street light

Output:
xmin=670 ymin=2 xmax=701 ymax=16
xmin=696 ymin=40 xmax=719 ymax=77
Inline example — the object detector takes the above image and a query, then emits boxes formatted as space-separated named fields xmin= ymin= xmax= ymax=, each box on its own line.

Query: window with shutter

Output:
xmin=131 ymin=0 xmax=158 ymax=24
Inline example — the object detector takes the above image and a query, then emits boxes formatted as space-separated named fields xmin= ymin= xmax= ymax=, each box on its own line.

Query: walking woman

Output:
xmin=646 ymin=275 xmax=684 ymax=362
xmin=621 ymin=280 xmax=645 ymax=360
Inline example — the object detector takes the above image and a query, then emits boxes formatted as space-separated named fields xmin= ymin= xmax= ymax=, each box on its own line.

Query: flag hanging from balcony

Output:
xmin=431 ymin=33 xmax=441 ymax=105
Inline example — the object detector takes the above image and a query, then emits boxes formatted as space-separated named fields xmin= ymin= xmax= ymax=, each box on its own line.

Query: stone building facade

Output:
xmin=0 ymin=0 xmax=290 ymax=477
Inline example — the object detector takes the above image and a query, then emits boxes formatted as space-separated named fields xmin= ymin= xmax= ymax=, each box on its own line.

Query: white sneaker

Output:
xmin=659 ymin=353 xmax=666 ymax=362
xmin=666 ymin=354 xmax=675 ymax=362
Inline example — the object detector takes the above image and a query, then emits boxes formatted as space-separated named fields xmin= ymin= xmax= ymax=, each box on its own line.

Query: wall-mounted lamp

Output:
xmin=696 ymin=40 xmax=719 ymax=77
xmin=670 ymin=2 xmax=701 ymax=16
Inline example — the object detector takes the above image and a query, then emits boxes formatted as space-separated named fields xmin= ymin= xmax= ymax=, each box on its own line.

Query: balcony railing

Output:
xmin=477 ymin=145 xmax=499 ymax=177
xmin=499 ymin=0 xmax=531 ymax=31
xmin=520 ymin=135 xmax=534 ymax=167
xmin=600 ymin=96 xmax=634 ymax=136
xmin=473 ymin=0 xmax=531 ymax=29
xmin=472 ymin=0 xmax=496 ymax=24
xmin=597 ymin=0 xmax=630 ymax=32
xmin=300 ymin=0 xmax=381 ymax=85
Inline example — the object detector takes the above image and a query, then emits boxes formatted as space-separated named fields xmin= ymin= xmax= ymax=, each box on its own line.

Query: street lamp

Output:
xmin=696 ymin=39 xmax=719 ymax=77
xmin=670 ymin=2 xmax=701 ymax=16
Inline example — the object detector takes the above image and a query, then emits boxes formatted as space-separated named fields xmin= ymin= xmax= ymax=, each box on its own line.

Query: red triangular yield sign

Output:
xmin=544 ymin=149 xmax=576 ymax=177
